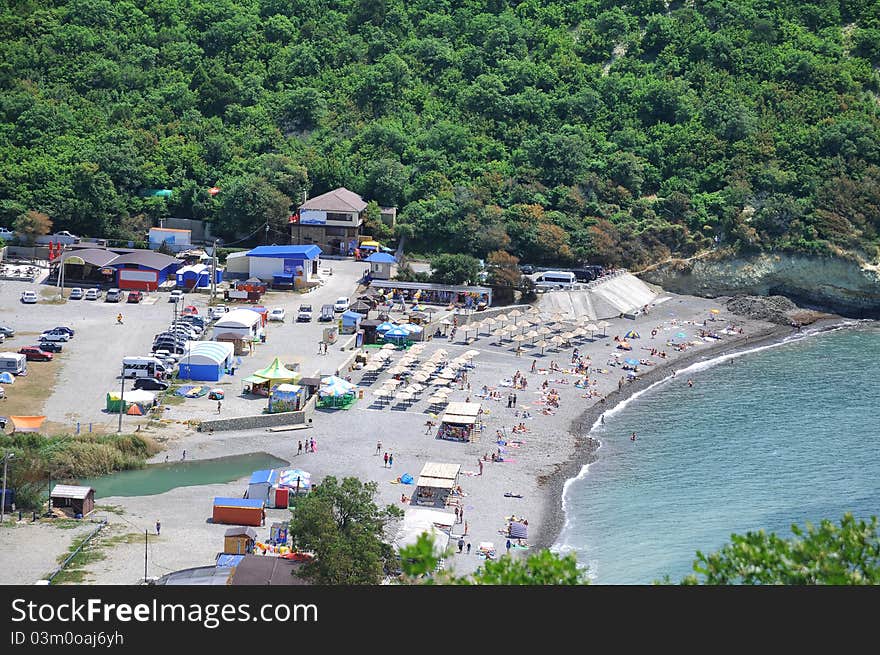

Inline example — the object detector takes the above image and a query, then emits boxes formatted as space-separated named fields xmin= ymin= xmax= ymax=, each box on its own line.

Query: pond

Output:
xmin=79 ymin=452 xmax=290 ymax=498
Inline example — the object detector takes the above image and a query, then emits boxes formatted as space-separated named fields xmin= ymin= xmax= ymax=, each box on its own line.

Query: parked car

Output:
xmin=85 ymin=288 xmax=102 ymax=300
xmin=208 ymin=305 xmax=228 ymax=320
xmin=0 ymin=325 xmax=14 ymax=338
xmin=39 ymin=331 xmax=70 ymax=342
xmin=105 ymin=288 xmax=123 ymax=302
xmin=333 ymin=297 xmax=350 ymax=312
xmin=0 ymin=227 xmax=16 ymax=241
xmin=519 ymin=264 xmax=535 ymax=275
xmin=48 ymin=326 xmax=75 ymax=337
xmin=318 ymin=304 xmax=334 ymax=321
xmin=151 ymin=341 xmax=185 ymax=354
xmin=297 ymin=304 xmax=314 ymax=322
xmin=269 ymin=307 xmax=286 ymax=322
xmin=133 ymin=377 xmax=170 ymax=391
xmin=169 ymin=290 xmax=184 ymax=303
xmin=36 ymin=340 xmax=63 ymax=353
xmin=68 ymin=287 xmax=84 ymax=300
xmin=20 ymin=291 xmax=37 ymax=304
xmin=19 ymin=346 xmax=53 ymax=361
xmin=127 ymin=290 xmax=143 ymax=303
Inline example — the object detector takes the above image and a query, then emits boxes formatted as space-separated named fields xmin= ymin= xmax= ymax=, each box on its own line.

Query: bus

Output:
xmin=122 ymin=356 xmax=168 ymax=379
xmin=535 ymin=271 xmax=577 ymax=289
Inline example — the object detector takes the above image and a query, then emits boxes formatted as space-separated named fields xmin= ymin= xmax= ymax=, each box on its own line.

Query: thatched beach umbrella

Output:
xmin=550 ymin=335 xmax=565 ymax=350
xmin=525 ymin=329 xmax=539 ymax=342
xmin=509 ymin=309 xmax=522 ymax=324
xmin=381 ymin=343 xmax=397 ymax=350
xmin=465 ymin=349 xmax=480 ymax=358
xmin=537 ymin=326 xmax=552 ymax=336
xmin=534 ymin=339 xmax=548 ymax=354
xmin=492 ymin=328 xmax=505 ymax=343
xmin=585 ymin=323 xmax=599 ymax=337
xmin=597 ymin=320 xmax=610 ymax=336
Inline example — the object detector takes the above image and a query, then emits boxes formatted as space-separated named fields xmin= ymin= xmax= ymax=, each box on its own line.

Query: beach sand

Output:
xmin=32 ymin=292 xmax=804 ymax=583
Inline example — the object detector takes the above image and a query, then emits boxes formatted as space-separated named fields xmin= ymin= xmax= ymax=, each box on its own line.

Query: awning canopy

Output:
xmin=416 ymin=476 xmax=456 ymax=489
xmin=251 ymin=357 xmax=299 ymax=382
xmin=440 ymin=414 xmax=476 ymax=425
xmin=443 ymin=401 xmax=481 ymax=416
xmin=419 ymin=462 xmax=461 ymax=480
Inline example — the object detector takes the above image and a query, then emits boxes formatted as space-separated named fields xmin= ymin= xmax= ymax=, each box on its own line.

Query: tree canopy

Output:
xmin=288 ymin=476 xmax=401 ymax=585
xmin=1 ymin=1 xmax=879 ymax=264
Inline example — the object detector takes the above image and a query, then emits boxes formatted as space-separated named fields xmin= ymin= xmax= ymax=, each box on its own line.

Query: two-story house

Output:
xmin=292 ymin=187 xmax=368 ymax=255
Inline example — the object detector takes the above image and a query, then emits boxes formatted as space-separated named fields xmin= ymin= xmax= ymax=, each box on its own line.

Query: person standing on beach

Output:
xmin=181 ymin=449 xmax=186 ymax=460
xmin=466 ymin=542 xmax=471 ymax=554
xmin=531 ymin=360 xmax=537 ymax=373
xmin=376 ymin=440 xmax=382 ymax=455
xmin=297 ymin=440 xmax=303 ymax=455
xmin=506 ymin=539 xmax=511 ymax=553
xmin=156 ymin=520 xmax=161 ymax=536
xmin=388 ymin=453 xmax=394 ymax=467
xmin=478 ymin=460 xmax=483 ymax=476
xmin=458 ymin=538 xmax=464 ymax=553
xmin=383 ymin=452 xmax=389 ymax=468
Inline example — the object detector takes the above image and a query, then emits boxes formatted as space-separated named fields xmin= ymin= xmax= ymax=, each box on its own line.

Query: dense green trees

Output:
xmin=0 ymin=1 xmax=878 ymax=265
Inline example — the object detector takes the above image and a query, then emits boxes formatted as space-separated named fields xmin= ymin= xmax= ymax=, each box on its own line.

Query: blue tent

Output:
xmin=383 ymin=326 xmax=410 ymax=343
xmin=376 ymin=321 xmax=398 ymax=333
xmin=0 ymin=372 xmax=14 ymax=384
xmin=400 ymin=473 xmax=414 ymax=485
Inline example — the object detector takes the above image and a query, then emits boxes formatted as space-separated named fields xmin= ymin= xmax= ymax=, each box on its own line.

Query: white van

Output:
xmin=535 ymin=270 xmax=577 ymax=289
xmin=0 ymin=352 xmax=27 ymax=376
xmin=122 ymin=356 xmax=168 ymax=379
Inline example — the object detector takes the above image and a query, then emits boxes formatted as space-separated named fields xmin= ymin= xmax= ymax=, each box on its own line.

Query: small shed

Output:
xmin=413 ymin=462 xmax=461 ymax=508
xmin=178 ymin=341 xmax=234 ymax=382
xmin=213 ymin=309 xmax=262 ymax=341
xmin=212 ymin=497 xmax=264 ymax=526
xmin=340 ymin=310 xmax=363 ymax=335
xmin=175 ymin=263 xmax=221 ymax=289
xmin=365 ymin=252 xmax=397 ymax=280
xmin=50 ymin=485 xmax=95 ymax=517
xmin=360 ymin=319 xmax=382 ymax=345
xmin=247 ymin=469 xmax=279 ymax=505
xmin=224 ymin=527 xmax=258 ymax=555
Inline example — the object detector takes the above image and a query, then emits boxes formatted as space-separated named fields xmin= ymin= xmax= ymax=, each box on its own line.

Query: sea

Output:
xmin=554 ymin=320 xmax=880 ymax=584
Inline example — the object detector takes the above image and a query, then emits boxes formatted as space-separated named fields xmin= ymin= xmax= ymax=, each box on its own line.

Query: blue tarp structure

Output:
xmin=216 ymin=554 xmax=245 ymax=568
xmin=400 ymin=473 xmax=414 ymax=485
xmin=376 ymin=321 xmax=397 ymax=333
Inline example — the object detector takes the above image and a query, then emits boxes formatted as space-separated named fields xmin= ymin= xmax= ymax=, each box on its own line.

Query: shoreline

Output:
xmin=534 ymin=317 xmax=853 ymax=551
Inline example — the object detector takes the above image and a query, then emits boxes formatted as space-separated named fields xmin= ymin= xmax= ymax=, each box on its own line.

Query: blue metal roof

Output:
xmin=216 ymin=554 xmax=246 ymax=568
xmin=213 ymin=497 xmax=265 ymax=508
xmin=365 ymin=252 xmax=396 ymax=263
xmin=247 ymin=245 xmax=322 ymax=259
xmin=249 ymin=469 xmax=278 ymax=485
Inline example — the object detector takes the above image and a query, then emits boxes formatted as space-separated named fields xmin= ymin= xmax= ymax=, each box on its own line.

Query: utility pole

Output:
xmin=210 ymin=238 xmax=218 ymax=304
xmin=144 ymin=529 xmax=148 ymax=582
xmin=264 ymin=222 xmax=269 ymax=245
xmin=117 ymin=363 xmax=126 ymax=433
xmin=1 ymin=453 xmax=13 ymax=523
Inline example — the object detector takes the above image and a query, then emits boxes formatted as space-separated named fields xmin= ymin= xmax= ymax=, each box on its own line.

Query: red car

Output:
xmin=127 ymin=290 xmax=143 ymax=303
xmin=19 ymin=346 xmax=53 ymax=361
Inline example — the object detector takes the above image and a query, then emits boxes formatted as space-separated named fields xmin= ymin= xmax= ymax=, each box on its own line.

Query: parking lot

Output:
xmin=0 ymin=259 xmax=370 ymax=432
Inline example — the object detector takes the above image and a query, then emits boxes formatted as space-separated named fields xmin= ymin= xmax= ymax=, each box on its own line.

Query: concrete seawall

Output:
xmin=536 ymin=272 xmax=657 ymax=320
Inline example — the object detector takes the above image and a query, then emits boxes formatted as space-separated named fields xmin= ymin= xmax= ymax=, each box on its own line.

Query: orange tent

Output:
xmin=126 ymin=404 xmax=143 ymax=416
xmin=10 ymin=416 xmax=47 ymax=432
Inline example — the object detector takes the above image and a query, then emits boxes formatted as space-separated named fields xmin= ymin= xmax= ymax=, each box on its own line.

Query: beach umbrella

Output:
xmin=534 ymin=339 xmax=548 ymax=354
xmin=561 ymin=331 xmax=575 ymax=340
xmin=374 ymin=389 xmax=393 ymax=399
xmin=434 ymin=348 xmax=448 ymax=356
xmin=525 ymin=330 xmax=539 ymax=341
xmin=509 ymin=309 xmax=522 ymax=324
xmin=484 ymin=317 xmax=497 ymax=327
xmin=376 ymin=321 xmax=398 ymax=333
xmin=597 ymin=320 xmax=610 ymax=336
xmin=585 ymin=323 xmax=599 ymax=335
xmin=432 ymin=378 xmax=450 ymax=386
xmin=381 ymin=343 xmax=396 ymax=350
xmin=413 ymin=372 xmax=430 ymax=383
xmin=408 ymin=382 xmax=425 ymax=393
xmin=394 ymin=390 xmax=413 ymax=403
xmin=527 ymin=306 xmax=541 ymax=315
xmin=512 ymin=334 xmax=526 ymax=343
xmin=537 ymin=326 xmax=552 ymax=336
xmin=465 ymin=349 xmax=480 ymax=358
xmin=495 ymin=313 xmax=509 ymax=326
xmin=624 ymin=330 xmax=640 ymax=339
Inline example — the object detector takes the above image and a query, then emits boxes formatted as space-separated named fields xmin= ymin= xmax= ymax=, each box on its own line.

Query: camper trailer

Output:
xmin=0 ymin=352 xmax=27 ymax=376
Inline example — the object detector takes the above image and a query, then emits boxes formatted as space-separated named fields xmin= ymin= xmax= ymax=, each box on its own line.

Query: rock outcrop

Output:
xmin=640 ymin=253 xmax=880 ymax=318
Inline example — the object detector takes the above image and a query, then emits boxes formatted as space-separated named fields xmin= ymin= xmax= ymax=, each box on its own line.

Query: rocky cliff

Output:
xmin=640 ymin=253 xmax=880 ymax=318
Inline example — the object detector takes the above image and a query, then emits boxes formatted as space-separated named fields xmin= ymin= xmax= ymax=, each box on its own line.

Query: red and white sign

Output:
xmin=118 ymin=269 xmax=159 ymax=291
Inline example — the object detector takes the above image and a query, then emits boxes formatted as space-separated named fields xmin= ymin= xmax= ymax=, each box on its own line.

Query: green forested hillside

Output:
xmin=1 ymin=0 xmax=879 ymax=266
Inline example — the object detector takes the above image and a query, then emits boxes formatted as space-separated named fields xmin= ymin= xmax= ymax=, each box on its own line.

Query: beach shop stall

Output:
xmin=178 ymin=341 xmax=234 ymax=382
xmin=278 ymin=468 xmax=311 ymax=497
xmin=243 ymin=357 xmax=300 ymax=396
xmin=381 ymin=325 xmax=411 ymax=347
xmin=247 ymin=469 xmax=279 ymax=505
xmin=49 ymin=485 xmax=95 ymax=518
xmin=437 ymin=402 xmax=483 ymax=442
xmin=413 ymin=462 xmax=461 ymax=509
xmin=212 ymin=497 xmax=264 ymax=527
xmin=340 ymin=310 xmax=363 ymax=335
xmin=223 ymin=527 xmax=257 ymax=555
xmin=316 ymin=375 xmax=356 ymax=409
xmin=268 ymin=383 xmax=305 ymax=413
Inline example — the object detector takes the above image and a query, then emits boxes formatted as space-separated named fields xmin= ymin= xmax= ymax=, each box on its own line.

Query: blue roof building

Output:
xmin=365 ymin=251 xmax=397 ymax=280
xmin=245 ymin=245 xmax=322 ymax=287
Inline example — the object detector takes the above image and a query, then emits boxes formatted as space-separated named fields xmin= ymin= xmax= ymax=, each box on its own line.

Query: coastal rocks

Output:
xmin=725 ymin=295 xmax=798 ymax=325
xmin=640 ymin=253 xmax=880 ymax=318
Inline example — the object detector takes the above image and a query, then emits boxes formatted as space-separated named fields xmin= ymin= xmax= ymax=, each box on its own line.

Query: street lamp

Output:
xmin=1 ymin=452 xmax=14 ymax=524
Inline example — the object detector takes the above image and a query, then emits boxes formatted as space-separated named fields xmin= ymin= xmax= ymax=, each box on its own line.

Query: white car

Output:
xmin=169 ymin=290 xmax=184 ymax=303
xmin=20 ymin=291 xmax=37 ymax=304
xmin=268 ymin=307 xmax=286 ymax=322
xmin=85 ymin=288 xmax=101 ymax=300
xmin=39 ymin=331 xmax=70 ymax=342
xmin=68 ymin=287 xmax=84 ymax=300
xmin=209 ymin=305 xmax=228 ymax=319
xmin=333 ymin=297 xmax=350 ymax=312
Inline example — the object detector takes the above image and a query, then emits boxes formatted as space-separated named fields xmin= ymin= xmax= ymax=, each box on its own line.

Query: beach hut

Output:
xmin=224 ymin=527 xmax=258 ymax=555
xmin=437 ymin=402 xmax=482 ymax=442
xmin=413 ymin=462 xmax=461 ymax=508
xmin=178 ymin=341 xmax=234 ymax=382
xmin=247 ymin=469 xmax=279 ymax=505
xmin=212 ymin=498 xmax=264 ymax=527
xmin=269 ymin=383 xmax=304 ymax=413
xmin=49 ymin=485 xmax=95 ymax=518
xmin=341 ymin=310 xmax=364 ymax=335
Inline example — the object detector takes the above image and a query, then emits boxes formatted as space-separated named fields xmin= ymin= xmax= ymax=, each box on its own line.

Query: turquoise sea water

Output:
xmin=555 ymin=322 xmax=880 ymax=584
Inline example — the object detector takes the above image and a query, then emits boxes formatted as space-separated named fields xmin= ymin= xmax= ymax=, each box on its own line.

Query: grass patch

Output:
xmin=161 ymin=394 xmax=185 ymax=406
xmin=0 ymin=354 xmax=61 ymax=418
xmin=95 ymin=504 xmax=125 ymax=515
xmin=51 ymin=531 xmax=106 ymax=584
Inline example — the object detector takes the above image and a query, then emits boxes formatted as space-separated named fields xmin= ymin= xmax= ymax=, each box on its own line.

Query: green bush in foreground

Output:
xmin=0 ymin=433 xmax=160 ymax=509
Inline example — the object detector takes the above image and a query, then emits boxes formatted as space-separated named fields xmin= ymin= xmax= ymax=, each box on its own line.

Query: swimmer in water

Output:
xmin=631 ymin=432 xmax=637 ymax=441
